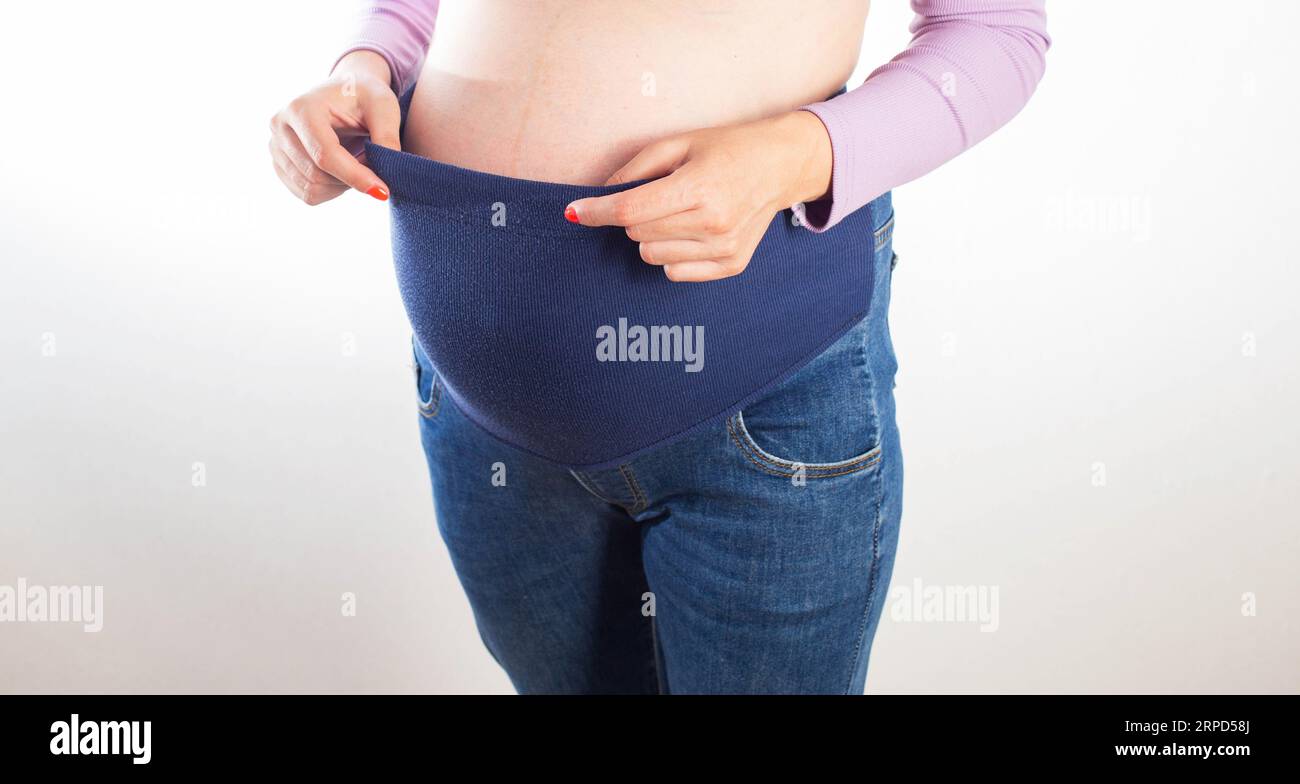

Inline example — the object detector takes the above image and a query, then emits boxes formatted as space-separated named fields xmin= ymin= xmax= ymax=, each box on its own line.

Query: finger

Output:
xmin=358 ymin=88 xmax=402 ymax=151
xmin=638 ymin=239 xmax=720 ymax=266
xmin=624 ymin=208 xmax=720 ymax=242
xmin=271 ymin=154 xmax=309 ymax=201
xmin=566 ymin=173 xmax=694 ymax=228
xmin=270 ymin=116 xmax=313 ymax=180
xmin=271 ymin=133 xmax=341 ymax=189
xmin=661 ymin=260 xmax=737 ymax=283
xmin=286 ymin=109 xmax=390 ymax=201
xmin=604 ymin=136 xmax=690 ymax=185
xmin=273 ymin=154 xmax=347 ymax=206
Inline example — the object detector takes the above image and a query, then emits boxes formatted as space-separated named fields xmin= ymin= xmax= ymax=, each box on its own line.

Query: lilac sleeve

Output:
xmin=794 ymin=0 xmax=1051 ymax=231
xmin=333 ymin=0 xmax=439 ymax=95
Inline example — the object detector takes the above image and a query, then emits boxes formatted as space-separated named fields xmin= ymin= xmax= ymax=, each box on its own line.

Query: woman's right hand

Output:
xmin=268 ymin=50 xmax=401 ymax=205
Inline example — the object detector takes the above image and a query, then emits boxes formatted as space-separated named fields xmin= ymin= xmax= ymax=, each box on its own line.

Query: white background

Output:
xmin=1 ymin=1 xmax=1296 ymax=693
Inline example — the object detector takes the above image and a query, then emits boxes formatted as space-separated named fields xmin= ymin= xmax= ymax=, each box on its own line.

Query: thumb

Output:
xmin=604 ymin=135 xmax=691 ymax=185
xmin=360 ymin=88 xmax=403 ymax=151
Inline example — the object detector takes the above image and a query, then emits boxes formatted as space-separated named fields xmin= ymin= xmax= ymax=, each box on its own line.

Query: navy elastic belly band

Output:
xmin=366 ymin=87 xmax=892 ymax=470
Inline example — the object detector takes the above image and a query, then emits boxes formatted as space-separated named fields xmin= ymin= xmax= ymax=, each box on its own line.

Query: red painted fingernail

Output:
xmin=367 ymin=185 xmax=389 ymax=201
xmin=564 ymin=205 xmax=579 ymax=223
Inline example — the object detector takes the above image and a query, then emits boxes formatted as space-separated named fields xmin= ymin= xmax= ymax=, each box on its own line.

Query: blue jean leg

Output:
xmin=623 ymin=228 xmax=901 ymax=693
xmin=415 ymin=351 xmax=658 ymax=694
xmin=411 ymin=212 xmax=902 ymax=694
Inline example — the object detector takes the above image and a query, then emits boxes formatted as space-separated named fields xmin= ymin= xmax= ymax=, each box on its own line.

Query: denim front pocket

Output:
xmin=727 ymin=317 xmax=882 ymax=479
xmin=412 ymin=337 xmax=442 ymax=418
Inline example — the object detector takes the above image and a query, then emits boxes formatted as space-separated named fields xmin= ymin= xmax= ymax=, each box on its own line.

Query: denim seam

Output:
xmin=844 ymin=463 xmax=886 ymax=695
xmin=874 ymin=216 xmax=895 ymax=250
xmin=860 ymin=328 xmax=884 ymax=470
xmin=617 ymin=464 xmax=649 ymax=514
xmin=726 ymin=413 xmax=882 ymax=478
xmin=414 ymin=341 xmax=443 ymax=418
xmin=418 ymin=373 xmax=442 ymax=418
xmin=728 ymin=416 xmax=878 ymax=478
xmin=843 ymin=313 xmax=887 ymax=692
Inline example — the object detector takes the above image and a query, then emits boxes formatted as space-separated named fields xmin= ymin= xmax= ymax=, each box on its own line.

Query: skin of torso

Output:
xmin=404 ymin=0 xmax=870 ymax=184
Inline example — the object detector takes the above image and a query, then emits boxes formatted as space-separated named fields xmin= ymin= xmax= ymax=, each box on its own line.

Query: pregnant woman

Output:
xmin=269 ymin=0 xmax=1049 ymax=694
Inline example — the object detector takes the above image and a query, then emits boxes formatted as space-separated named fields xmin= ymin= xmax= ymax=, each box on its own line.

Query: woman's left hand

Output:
xmin=564 ymin=111 xmax=833 ymax=282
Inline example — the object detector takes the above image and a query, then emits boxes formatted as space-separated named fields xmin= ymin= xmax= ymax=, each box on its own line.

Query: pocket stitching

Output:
xmin=727 ymin=412 xmax=881 ymax=479
xmin=416 ymin=361 xmax=442 ymax=419
xmin=873 ymin=215 xmax=894 ymax=251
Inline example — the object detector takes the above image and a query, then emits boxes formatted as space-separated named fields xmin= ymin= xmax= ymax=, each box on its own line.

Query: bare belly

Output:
xmin=403 ymin=0 xmax=869 ymax=184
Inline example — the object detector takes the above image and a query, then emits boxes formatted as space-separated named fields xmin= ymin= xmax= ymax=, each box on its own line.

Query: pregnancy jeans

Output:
xmin=410 ymin=212 xmax=903 ymax=694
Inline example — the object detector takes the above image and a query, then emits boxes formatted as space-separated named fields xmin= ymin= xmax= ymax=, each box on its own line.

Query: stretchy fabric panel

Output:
xmin=366 ymin=87 xmax=892 ymax=469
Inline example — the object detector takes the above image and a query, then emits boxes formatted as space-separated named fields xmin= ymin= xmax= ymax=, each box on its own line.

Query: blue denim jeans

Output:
xmin=412 ymin=217 xmax=902 ymax=694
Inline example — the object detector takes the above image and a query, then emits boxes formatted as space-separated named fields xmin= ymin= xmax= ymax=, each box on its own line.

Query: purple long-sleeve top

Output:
xmin=335 ymin=1 xmax=1050 ymax=232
